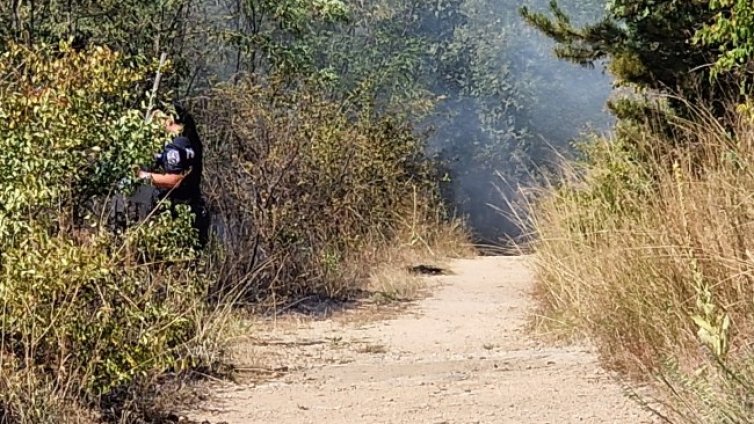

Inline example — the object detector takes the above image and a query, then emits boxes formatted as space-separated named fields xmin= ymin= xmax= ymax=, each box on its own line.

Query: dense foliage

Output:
xmin=697 ymin=0 xmax=754 ymax=78
xmin=0 ymin=42 xmax=163 ymax=242
xmin=0 ymin=41 xmax=223 ymax=422
xmin=0 ymin=0 xmax=619 ymax=421
xmin=522 ymin=0 xmax=754 ymax=123
xmin=0 ymin=0 xmax=613 ymax=242
xmin=201 ymin=77 xmax=443 ymax=300
xmin=526 ymin=0 xmax=754 ymax=421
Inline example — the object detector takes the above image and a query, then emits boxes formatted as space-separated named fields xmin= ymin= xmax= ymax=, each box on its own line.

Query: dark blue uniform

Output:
xmin=157 ymin=135 xmax=202 ymax=203
xmin=156 ymin=133 xmax=209 ymax=247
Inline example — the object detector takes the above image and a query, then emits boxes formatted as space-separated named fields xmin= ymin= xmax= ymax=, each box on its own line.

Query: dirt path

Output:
xmin=188 ymin=256 xmax=658 ymax=424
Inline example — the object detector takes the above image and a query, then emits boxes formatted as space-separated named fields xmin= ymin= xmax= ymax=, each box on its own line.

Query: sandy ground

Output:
xmin=187 ymin=256 xmax=659 ymax=424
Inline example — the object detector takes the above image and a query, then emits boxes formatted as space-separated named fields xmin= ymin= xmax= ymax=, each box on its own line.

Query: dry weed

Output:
xmin=527 ymin=110 xmax=754 ymax=421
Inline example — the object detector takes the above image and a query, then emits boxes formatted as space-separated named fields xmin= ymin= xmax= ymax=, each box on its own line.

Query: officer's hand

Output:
xmin=137 ymin=170 xmax=151 ymax=180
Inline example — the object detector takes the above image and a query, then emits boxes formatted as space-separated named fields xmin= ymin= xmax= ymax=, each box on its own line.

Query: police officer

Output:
xmin=138 ymin=104 xmax=209 ymax=247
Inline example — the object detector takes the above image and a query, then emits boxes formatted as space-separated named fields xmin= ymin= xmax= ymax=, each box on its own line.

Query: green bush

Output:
xmin=0 ymin=41 xmax=224 ymax=422
xmin=0 ymin=41 xmax=165 ymax=242
xmin=1 ymin=220 xmax=204 ymax=397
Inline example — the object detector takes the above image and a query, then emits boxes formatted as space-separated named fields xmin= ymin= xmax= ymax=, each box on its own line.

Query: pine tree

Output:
xmin=520 ymin=0 xmax=740 ymax=121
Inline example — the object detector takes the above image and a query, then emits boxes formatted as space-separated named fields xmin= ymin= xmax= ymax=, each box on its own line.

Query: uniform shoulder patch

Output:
xmin=166 ymin=148 xmax=181 ymax=166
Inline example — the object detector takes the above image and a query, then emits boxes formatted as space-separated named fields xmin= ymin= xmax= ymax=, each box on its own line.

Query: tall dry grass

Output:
xmin=527 ymin=111 xmax=754 ymax=422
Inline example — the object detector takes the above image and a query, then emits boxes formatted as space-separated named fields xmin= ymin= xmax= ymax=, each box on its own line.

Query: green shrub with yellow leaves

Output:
xmin=0 ymin=41 xmax=166 ymax=241
xmin=0 ymin=41 xmax=222 ymax=422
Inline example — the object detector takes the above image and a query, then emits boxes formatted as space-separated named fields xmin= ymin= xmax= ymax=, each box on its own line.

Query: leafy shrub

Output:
xmin=0 ymin=41 xmax=225 ymax=422
xmin=0 ymin=41 xmax=165 ymax=243
xmin=1 ymin=221 xmax=205 ymax=396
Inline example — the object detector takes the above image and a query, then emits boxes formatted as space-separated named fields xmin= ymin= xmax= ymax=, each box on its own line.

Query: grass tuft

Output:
xmin=527 ymin=110 xmax=754 ymax=421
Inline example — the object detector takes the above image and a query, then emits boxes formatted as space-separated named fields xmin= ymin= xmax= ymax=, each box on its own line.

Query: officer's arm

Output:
xmin=141 ymin=144 xmax=190 ymax=189
xmin=138 ymin=170 xmax=184 ymax=189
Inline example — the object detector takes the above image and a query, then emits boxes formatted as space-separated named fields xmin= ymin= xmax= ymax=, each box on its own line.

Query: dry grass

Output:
xmin=369 ymin=265 xmax=426 ymax=302
xmin=527 ymin=111 xmax=754 ymax=422
xmin=365 ymin=209 xmax=474 ymax=302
